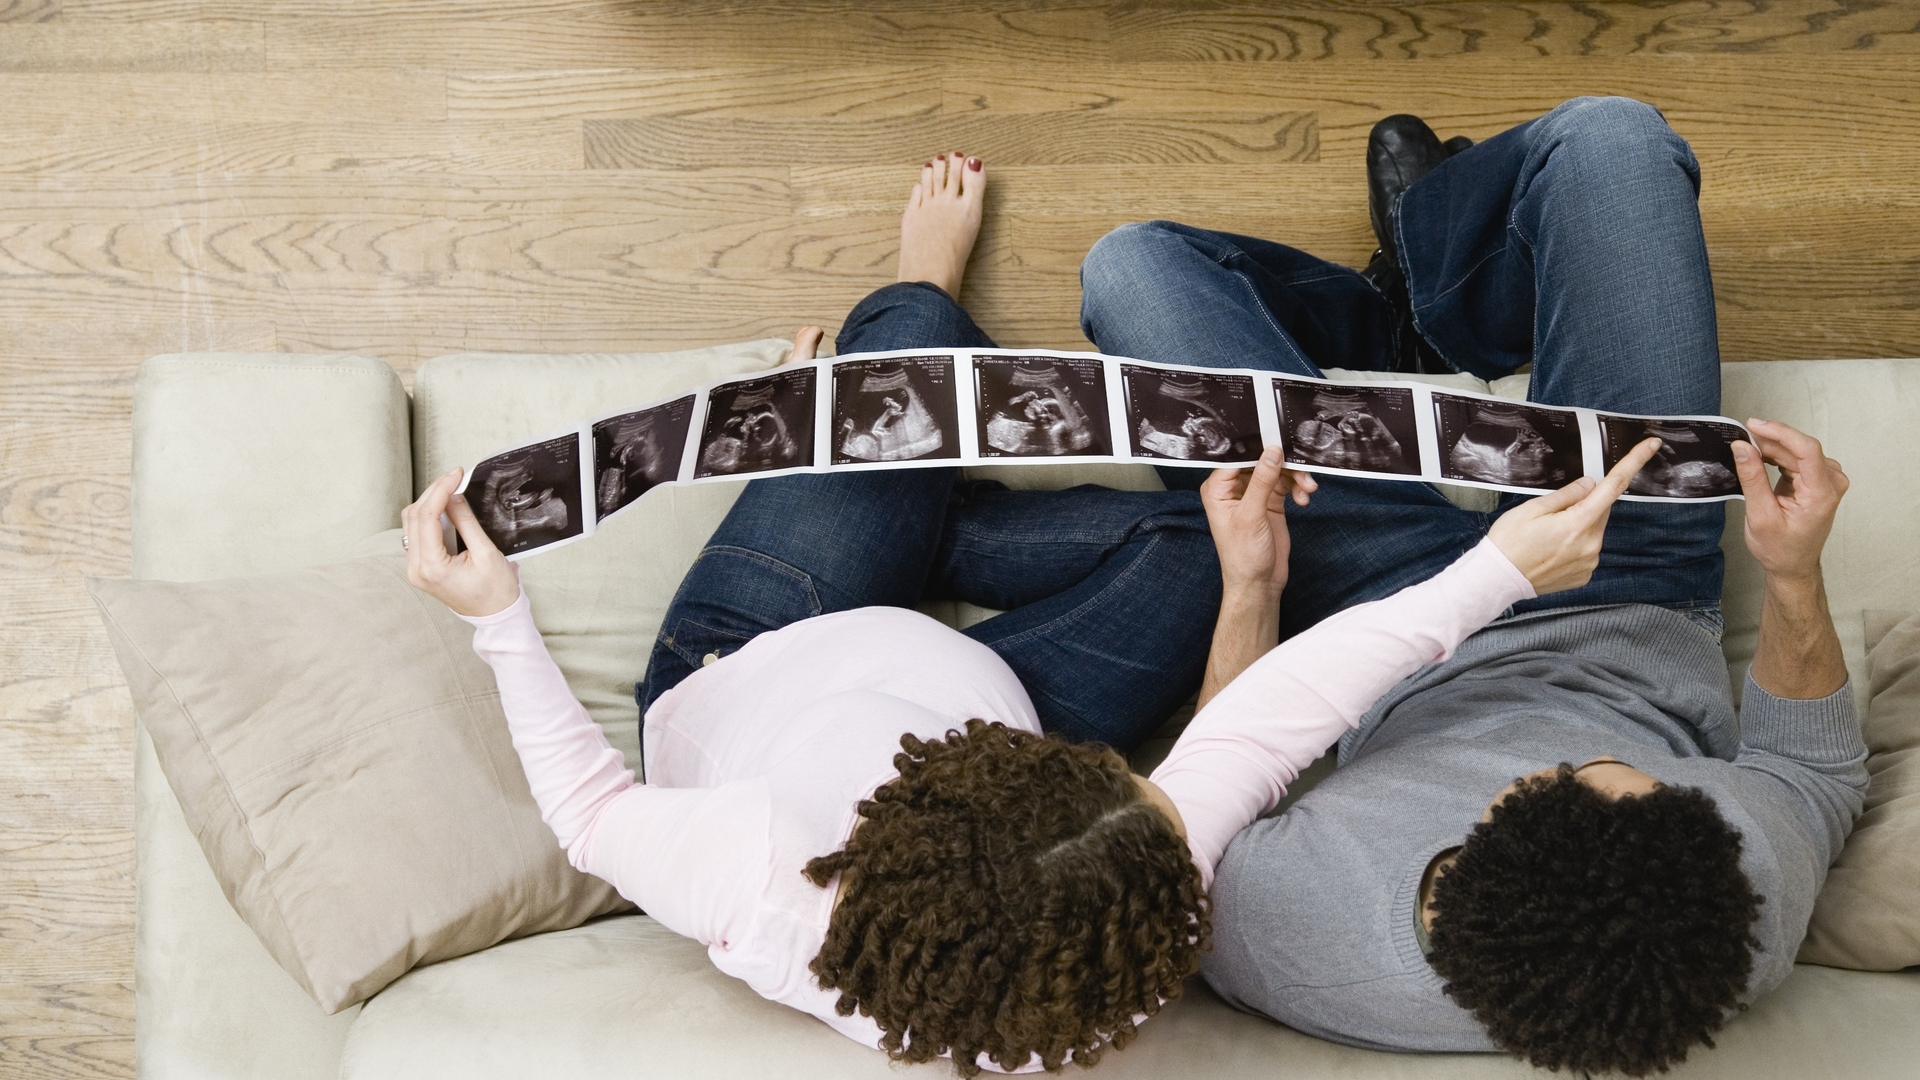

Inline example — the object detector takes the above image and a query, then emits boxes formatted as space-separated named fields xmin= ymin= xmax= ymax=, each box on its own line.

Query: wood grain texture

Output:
xmin=0 ymin=20 xmax=265 ymax=71
xmin=1107 ymin=0 xmax=1920 ymax=62
xmin=585 ymin=112 xmax=1318 ymax=168
xmin=4 ymin=2 xmax=1918 ymax=1076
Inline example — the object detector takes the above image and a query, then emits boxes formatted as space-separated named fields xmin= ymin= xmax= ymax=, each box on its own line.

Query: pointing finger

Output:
xmin=1587 ymin=437 xmax=1661 ymax=510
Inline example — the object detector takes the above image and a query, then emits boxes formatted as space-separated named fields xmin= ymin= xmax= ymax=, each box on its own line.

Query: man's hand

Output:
xmin=1735 ymin=418 xmax=1849 ymax=700
xmin=403 ymin=467 xmax=521 ymax=618
xmin=1732 ymin=418 xmax=1849 ymax=584
xmin=1200 ymin=446 xmax=1318 ymax=595
xmin=1486 ymin=437 xmax=1661 ymax=595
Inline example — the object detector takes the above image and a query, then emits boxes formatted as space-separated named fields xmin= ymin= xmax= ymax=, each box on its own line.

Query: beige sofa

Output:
xmin=131 ymin=345 xmax=1920 ymax=1079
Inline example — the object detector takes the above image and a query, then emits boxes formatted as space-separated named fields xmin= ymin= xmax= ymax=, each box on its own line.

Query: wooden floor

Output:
xmin=3 ymin=1 xmax=1918 ymax=1075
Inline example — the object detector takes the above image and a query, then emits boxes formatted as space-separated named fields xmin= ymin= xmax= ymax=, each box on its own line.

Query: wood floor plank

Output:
xmin=0 ymin=0 xmax=59 ymax=23
xmin=0 ymin=71 xmax=446 ymax=124
xmin=0 ymin=172 xmax=798 ymax=218
xmin=0 ymin=1033 xmax=133 ymax=1080
xmin=585 ymin=113 xmax=1318 ymax=168
xmin=0 ymin=318 xmax=276 ymax=358
xmin=0 ymin=213 xmax=963 ymax=278
xmin=86 ymin=2 xmax=1114 ymax=64
xmin=0 ymin=19 xmax=263 ymax=71
xmin=446 ymin=66 xmax=941 ymax=122
xmin=0 ymin=121 xmax=582 ymax=174
xmin=1107 ymin=0 xmax=1920 ymax=62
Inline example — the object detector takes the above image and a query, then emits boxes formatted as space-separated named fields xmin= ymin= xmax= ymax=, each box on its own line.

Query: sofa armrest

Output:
xmin=133 ymin=353 xmax=411 ymax=581
xmin=131 ymin=353 xmax=410 ymax=1080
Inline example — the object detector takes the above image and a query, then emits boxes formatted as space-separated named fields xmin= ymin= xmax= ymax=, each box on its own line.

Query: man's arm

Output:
xmin=1733 ymin=418 xmax=1851 ymax=700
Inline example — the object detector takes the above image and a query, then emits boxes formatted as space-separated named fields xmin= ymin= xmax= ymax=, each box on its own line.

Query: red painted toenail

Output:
xmin=967 ymin=157 xmax=982 ymax=170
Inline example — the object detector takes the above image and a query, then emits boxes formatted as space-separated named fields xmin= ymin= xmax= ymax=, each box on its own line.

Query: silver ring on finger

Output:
xmin=401 ymin=534 xmax=410 ymax=550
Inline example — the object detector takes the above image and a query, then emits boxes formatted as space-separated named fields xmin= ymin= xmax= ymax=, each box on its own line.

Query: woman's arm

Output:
xmin=1168 ymin=438 xmax=1665 ymax=883
xmin=404 ymin=469 xmax=767 ymax=946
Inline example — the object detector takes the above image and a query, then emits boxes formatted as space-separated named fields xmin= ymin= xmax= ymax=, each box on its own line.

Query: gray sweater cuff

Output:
xmin=1740 ymin=673 xmax=1864 ymax=764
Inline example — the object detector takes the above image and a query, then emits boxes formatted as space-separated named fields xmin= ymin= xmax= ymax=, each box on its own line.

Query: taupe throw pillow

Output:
xmin=1798 ymin=610 xmax=1920 ymax=970
xmin=90 ymin=540 xmax=630 ymax=1012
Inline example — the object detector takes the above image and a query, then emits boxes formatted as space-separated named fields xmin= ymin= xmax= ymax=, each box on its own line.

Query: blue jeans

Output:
xmin=1078 ymin=97 xmax=1726 ymax=639
xmin=639 ymin=282 xmax=1222 ymax=750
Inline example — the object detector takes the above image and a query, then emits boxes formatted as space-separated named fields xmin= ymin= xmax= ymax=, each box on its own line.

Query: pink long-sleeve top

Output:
xmin=460 ymin=537 xmax=1532 ymax=1060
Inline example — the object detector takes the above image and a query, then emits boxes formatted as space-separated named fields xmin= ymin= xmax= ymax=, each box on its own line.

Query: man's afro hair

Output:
xmin=1427 ymin=764 xmax=1762 ymax=1075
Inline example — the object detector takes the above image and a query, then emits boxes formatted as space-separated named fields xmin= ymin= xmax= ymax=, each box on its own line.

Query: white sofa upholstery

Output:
xmin=131 ymin=348 xmax=1920 ymax=1079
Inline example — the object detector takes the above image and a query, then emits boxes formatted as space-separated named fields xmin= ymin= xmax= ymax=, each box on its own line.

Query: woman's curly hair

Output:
xmin=803 ymin=719 xmax=1209 ymax=1075
xmin=1427 ymin=764 xmax=1763 ymax=1076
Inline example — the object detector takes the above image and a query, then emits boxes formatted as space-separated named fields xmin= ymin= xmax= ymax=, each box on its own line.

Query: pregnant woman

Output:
xmin=401 ymin=153 xmax=1657 ymax=1074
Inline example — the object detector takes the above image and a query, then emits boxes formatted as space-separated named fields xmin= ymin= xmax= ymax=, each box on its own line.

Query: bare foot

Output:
xmin=789 ymin=325 xmax=824 ymax=363
xmin=897 ymin=151 xmax=986 ymax=298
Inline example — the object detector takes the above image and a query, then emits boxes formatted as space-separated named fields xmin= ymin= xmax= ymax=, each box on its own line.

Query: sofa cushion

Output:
xmin=1799 ymin=610 xmax=1920 ymax=970
xmin=92 ymin=543 xmax=628 ymax=1013
xmin=341 ymin=913 xmax=1920 ymax=1080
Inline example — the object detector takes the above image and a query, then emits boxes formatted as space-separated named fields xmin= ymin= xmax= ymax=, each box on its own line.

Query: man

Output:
xmin=1077 ymin=97 xmax=1865 ymax=1074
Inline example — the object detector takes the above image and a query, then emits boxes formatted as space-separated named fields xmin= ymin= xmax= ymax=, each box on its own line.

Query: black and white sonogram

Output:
xmin=1434 ymin=395 xmax=1583 ymax=490
xmin=695 ymin=367 xmax=817 ymax=478
xmin=830 ymin=356 xmax=961 ymax=466
xmin=467 ymin=434 xmax=585 ymax=556
xmin=1122 ymin=366 xmax=1261 ymax=463
xmin=973 ymin=355 xmax=1113 ymax=458
xmin=1276 ymin=382 xmax=1420 ymax=475
xmin=1600 ymin=415 xmax=1744 ymax=499
xmin=593 ymin=395 xmax=694 ymax=519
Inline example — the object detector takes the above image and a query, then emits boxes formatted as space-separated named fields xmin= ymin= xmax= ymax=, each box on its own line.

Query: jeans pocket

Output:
xmin=660 ymin=616 xmax=758 ymax=671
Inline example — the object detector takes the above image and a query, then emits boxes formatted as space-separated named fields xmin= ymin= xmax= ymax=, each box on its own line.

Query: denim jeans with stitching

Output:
xmin=1077 ymin=96 xmax=1726 ymax=640
xmin=639 ymin=282 xmax=1222 ymax=750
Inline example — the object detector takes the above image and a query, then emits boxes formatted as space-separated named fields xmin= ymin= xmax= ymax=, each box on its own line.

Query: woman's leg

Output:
xmin=1397 ymin=96 xmax=1726 ymax=617
xmin=1077 ymin=220 xmax=1488 ymax=638
xmin=639 ymin=157 xmax=992 ymax=714
xmin=930 ymin=482 xmax=1219 ymax=750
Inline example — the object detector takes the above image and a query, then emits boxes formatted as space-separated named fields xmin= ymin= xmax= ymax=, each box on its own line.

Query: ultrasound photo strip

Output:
xmin=456 ymin=350 xmax=1751 ymax=560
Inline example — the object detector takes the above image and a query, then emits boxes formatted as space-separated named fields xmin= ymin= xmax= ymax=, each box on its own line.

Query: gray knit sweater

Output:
xmin=1200 ymin=602 xmax=1868 ymax=1052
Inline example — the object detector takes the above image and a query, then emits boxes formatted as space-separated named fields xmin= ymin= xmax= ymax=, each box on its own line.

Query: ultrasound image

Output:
xmin=831 ymin=356 xmax=961 ymax=465
xmin=695 ymin=367 xmax=817 ymax=478
xmin=1277 ymin=381 xmax=1420 ymax=475
xmin=1434 ymin=395 xmax=1583 ymax=490
xmin=974 ymin=355 xmax=1113 ymax=458
xmin=1122 ymin=366 xmax=1261 ymax=463
xmin=593 ymin=395 xmax=694 ymax=520
xmin=1601 ymin=415 xmax=1744 ymax=499
xmin=467 ymin=434 xmax=585 ymax=557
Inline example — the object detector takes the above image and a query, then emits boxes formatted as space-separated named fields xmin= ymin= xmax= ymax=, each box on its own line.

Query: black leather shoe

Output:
xmin=1363 ymin=116 xmax=1471 ymax=373
xmin=1366 ymin=115 xmax=1450 ymax=270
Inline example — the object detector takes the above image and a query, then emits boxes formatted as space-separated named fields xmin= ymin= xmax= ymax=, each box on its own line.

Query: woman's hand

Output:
xmin=1486 ymin=437 xmax=1661 ymax=595
xmin=1731 ymin=418 xmax=1848 ymax=585
xmin=1201 ymin=446 xmax=1318 ymax=595
xmin=403 ymin=467 xmax=521 ymax=618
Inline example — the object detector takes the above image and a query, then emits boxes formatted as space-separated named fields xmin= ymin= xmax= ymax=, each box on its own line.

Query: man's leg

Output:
xmin=1397 ymin=96 xmax=1726 ymax=616
xmin=929 ymin=483 xmax=1220 ymax=749
xmin=1078 ymin=221 xmax=1489 ymax=638
xmin=638 ymin=282 xmax=990 ymax=712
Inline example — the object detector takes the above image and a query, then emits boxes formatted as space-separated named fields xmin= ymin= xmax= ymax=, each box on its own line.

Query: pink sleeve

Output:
xmin=1149 ymin=538 xmax=1535 ymax=888
xmin=463 ymin=593 xmax=769 ymax=948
